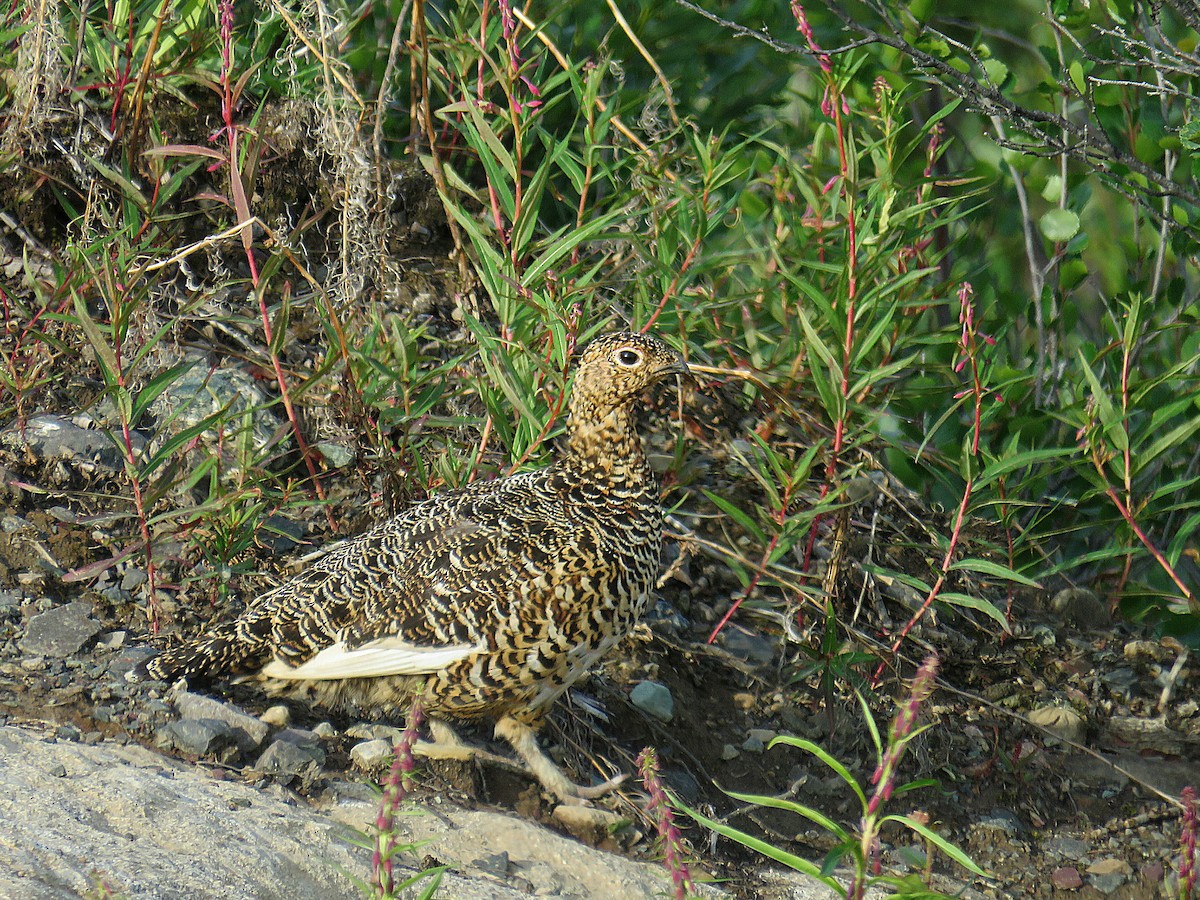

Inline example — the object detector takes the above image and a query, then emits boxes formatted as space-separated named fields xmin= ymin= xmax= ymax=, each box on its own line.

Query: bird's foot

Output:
xmin=494 ymin=714 xmax=626 ymax=806
xmin=412 ymin=719 xmax=476 ymax=761
xmin=413 ymin=719 xmax=518 ymax=770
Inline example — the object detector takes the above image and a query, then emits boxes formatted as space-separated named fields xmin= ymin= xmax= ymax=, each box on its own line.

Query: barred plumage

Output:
xmin=141 ymin=332 xmax=689 ymax=802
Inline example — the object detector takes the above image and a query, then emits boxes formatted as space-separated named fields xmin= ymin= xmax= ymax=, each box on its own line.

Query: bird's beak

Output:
xmin=659 ymin=354 xmax=692 ymax=379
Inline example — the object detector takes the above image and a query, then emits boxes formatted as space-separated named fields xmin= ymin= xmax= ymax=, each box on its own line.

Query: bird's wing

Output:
xmin=260 ymin=636 xmax=481 ymax=679
xmin=254 ymin=474 xmax=577 ymax=671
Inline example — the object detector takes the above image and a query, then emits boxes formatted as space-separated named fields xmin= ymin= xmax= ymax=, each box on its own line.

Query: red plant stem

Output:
xmin=372 ymin=700 xmax=425 ymax=896
xmin=1098 ymin=478 xmax=1197 ymax=609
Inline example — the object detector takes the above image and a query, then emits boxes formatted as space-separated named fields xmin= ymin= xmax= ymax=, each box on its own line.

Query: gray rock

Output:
xmin=630 ymin=680 xmax=674 ymax=722
xmin=148 ymin=361 xmax=282 ymax=460
xmin=19 ymin=602 xmax=101 ymax=657
xmin=172 ymin=691 xmax=270 ymax=752
xmin=0 ymin=724 xmax=365 ymax=899
xmin=108 ymin=646 xmax=156 ymax=679
xmin=0 ymin=414 xmax=143 ymax=478
xmin=350 ymin=738 xmax=393 ymax=769
xmin=741 ymin=734 xmax=766 ymax=753
xmin=255 ymin=737 xmax=325 ymax=783
xmin=156 ymin=718 xmax=239 ymax=760
xmin=259 ymin=704 xmax=290 ymax=728
xmin=312 ymin=721 xmax=337 ymax=739
xmin=346 ymin=722 xmax=404 ymax=743
xmin=1045 ymin=836 xmax=1090 ymax=860
xmin=720 ymin=625 xmax=776 ymax=667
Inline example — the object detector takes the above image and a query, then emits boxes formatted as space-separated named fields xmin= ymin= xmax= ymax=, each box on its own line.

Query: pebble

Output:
xmin=1027 ymin=704 xmax=1086 ymax=744
xmin=345 ymin=722 xmax=403 ymax=743
xmin=0 ymin=414 xmax=138 ymax=477
xmin=1045 ymin=836 xmax=1089 ymax=860
xmin=255 ymin=738 xmax=325 ymax=783
xmin=19 ymin=603 xmax=101 ymax=657
xmin=630 ymin=680 xmax=673 ymax=722
xmin=350 ymin=738 xmax=393 ymax=769
xmin=719 ymin=626 xmax=775 ymax=667
xmin=311 ymin=722 xmax=337 ymax=739
xmin=732 ymin=692 xmax=756 ymax=710
xmin=256 ymin=516 xmax=306 ymax=556
xmin=172 ymin=691 xmax=269 ymax=752
xmin=1050 ymin=587 xmax=1109 ymax=628
xmin=551 ymin=806 xmax=626 ymax=844
xmin=259 ymin=705 xmax=291 ymax=728
xmin=1051 ymin=866 xmax=1083 ymax=889
xmin=976 ymin=808 xmax=1024 ymax=836
xmin=741 ymin=734 xmax=765 ymax=753
xmin=157 ymin=719 xmax=238 ymax=759
xmin=747 ymin=728 xmax=777 ymax=747
xmin=720 ymin=744 xmax=740 ymax=760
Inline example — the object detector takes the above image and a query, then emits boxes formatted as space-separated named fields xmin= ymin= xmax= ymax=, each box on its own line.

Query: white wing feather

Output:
xmin=261 ymin=638 xmax=481 ymax=681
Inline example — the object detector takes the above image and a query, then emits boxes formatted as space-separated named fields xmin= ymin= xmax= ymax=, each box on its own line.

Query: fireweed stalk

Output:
xmin=849 ymin=654 xmax=939 ymax=900
xmin=371 ymin=700 xmax=426 ymax=898
xmin=637 ymin=748 xmax=696 ymax=900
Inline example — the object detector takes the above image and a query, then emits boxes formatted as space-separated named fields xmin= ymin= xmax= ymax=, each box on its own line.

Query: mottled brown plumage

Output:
xmin=141 ymin=332 xmax=688 ymax=802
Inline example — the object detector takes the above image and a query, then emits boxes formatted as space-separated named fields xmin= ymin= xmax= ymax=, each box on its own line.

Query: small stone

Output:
xmin=630 ymin=680 xmax=673 ymax=722
xmin=110 ymin=646 xmax=157 ymax=679
xmin=345 ymin=722 xmax=403 ymax=743
xmin=977 ymin=808 xmax=1023 ymax=836
xmin=120 ymin=568 xmax=148 ymax=591
xmin=721 ymin=744 xmax=740 ymax=760
xmin=260 ymin=705 xmax=291 ymax=728
xmin=720 ymin=626 xmax=775 ymax=667
xmin=172 ymin=691 xmax=270 ymax=752
xmin=1086 ymin=858 xmax=1131 ymax=877
xmin=350 ymin=738 xmax=393 ymax=769
xmin=157 ymin=719 xmax=238 ymax=760
xmin=732 ymin=692 xmax=756 ymax=710
xmin=312 ymin=722 xmax=337 ymax=739
xmin=1140 ymin=861 xmax=1164 ymax=884
xmin=96 ymin=631 xmax=126 ymax=650
xmin=256 ymin=516 xmax=306 ymax=556
xmin=255 ymin=738 xmax=325 ymax=783
xmin=469 ymin=851 xmax=510 ymax=878
xmin=741 ymin=734 xmax=765 ymax=753
xmin=47 ymin=763 xmax=67 ymax=778
xmin=1045 ymin=836 xmax=1090 ymax=860
xmin=19 ymin=602 xmax=101 ymax=656
xmin=551 ymin=805 xmax=625 ymax=844
xmin=1051 ymin=866 xmax=1083 ymax=889
xmin=747 ymin=728 xmax=777 ymax=747
xmin=1027 ymin=705 xmax=1086 ymax=745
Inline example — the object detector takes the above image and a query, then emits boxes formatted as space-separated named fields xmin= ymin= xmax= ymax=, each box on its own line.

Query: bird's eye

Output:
xmin=615 ymin=348 xmax=642 ymax=367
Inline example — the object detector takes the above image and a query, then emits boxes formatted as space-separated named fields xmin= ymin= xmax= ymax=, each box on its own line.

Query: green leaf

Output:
xmin=130 ymin=360 xmax=197 ymax=429
xmin=1039 ymin=208 xmax=1080 ymax=242
xmin=701 ymin=489 xmax=767 ymax=542
xmin=679 ymin=803 xmax=843 ymax=889
xmin=1077 ymin=350 xmax=1129 ymax=453
xmin=937 ymin=592 xmax=1010 ymax=630
xmin=765 ymin=735 xmax=868 ymax=808
xmin=1068 ymin=59 xmax=1086 ymax=96
xmin=948 ymin=557 xmax=1041 ymax=588
xmin=883 ymin=813 xmax=990 ymax=877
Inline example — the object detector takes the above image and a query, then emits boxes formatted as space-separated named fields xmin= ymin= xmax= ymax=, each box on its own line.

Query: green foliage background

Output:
xmin=1 ymin=0 xmax=1198 ymax=646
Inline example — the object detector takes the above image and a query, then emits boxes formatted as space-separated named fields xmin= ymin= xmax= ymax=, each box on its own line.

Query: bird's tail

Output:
xmin=132 ymin=611 xmax=272 ymax=683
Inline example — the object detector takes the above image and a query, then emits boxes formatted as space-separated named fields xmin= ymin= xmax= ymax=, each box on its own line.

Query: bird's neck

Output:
xmin=561 ymin=405 xmax=656 ymax=491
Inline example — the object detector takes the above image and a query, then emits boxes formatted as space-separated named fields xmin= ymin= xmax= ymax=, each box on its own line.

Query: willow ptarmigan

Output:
xmin=140 ymin=331 xmax=689 ymax=803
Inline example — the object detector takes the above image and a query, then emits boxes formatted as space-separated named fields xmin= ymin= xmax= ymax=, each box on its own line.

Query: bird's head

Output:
xmin=570 ymin=331 xmax=690 ymax=417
